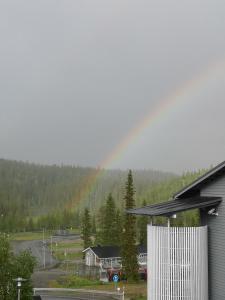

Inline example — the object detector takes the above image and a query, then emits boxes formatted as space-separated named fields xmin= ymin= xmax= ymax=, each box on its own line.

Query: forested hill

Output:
xmin=0 ymin=159 xmax=176 ymax=217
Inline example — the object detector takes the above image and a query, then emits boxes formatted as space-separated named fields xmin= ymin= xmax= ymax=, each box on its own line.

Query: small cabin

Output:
xmin=83 ymin=245 xmax=121 ymax=268
xmin=128 ymin=161 xmax=225 ymax=300
xmin=83 ymin=245 xmax=147 ymax=269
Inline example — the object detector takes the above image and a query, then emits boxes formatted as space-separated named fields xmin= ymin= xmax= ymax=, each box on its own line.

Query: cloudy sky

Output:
xmin=1 ymin=0 xmax=225 ymax=173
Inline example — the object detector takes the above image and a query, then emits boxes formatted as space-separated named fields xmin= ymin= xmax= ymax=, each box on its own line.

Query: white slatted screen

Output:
xmin=148 ymin=225 xmax=208 ymax=300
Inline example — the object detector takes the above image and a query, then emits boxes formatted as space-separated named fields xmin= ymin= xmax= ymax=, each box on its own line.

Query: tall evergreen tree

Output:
xmin=115 ymin=209 xmax=123 ymax=247
xmin=121 ymin=170 xmax=139 ymax=281
xmin=81 ymin=208 xmax=92 ymax=251
xmin=96 ymin=193 xmax=118 ymax=245
xmin=91 ymin=215 xmax=97 ymax=236
xmin=95 ymin=205 xmax=105 ymax=245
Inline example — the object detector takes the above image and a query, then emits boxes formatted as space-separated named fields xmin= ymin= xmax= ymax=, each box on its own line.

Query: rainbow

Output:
xmin=69 ymin=57 xmax=225 ymax=209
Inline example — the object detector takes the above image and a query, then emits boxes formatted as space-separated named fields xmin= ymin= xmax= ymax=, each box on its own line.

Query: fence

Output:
xmin=148 ymin=225 xmax=208 ymax=300
xmin=33 ymin=288 xmax=124 ymax=300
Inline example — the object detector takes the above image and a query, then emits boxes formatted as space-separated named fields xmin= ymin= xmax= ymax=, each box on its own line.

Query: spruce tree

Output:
xmin=121 ymin=170 xmax=139 ymax=281
xmin=95 ymin=205 xmax=106 ymax=245
xmin=81 ymin=208 xmax=92 ymax=251
xmin=96 ymin=193 xmax=118 ymax=245
xmin=103 ymin=193 xmax=118 ymax=245
xmin=115 ymin=209 xmax=123 ymax=247
xmin=91 ymin=215 xmax=97 ymax=236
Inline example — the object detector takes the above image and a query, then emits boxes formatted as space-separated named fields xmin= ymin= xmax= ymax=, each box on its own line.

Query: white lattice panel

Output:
xmin=148 ymin=225 xmax=208 ymax=300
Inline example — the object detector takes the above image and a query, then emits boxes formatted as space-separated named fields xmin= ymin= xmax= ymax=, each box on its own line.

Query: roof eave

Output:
xmin=127 ymin=197 xmax=222 ymax=217
xmin=174 ymin=161 xmax=225 ymax=199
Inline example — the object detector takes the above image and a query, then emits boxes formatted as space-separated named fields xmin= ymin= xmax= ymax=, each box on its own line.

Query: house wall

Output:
xmin=138 ymin=253 xmax=147 ymax=266
xmin=200 ymin=175 xmax=225 ymax=300
xmin=85 ymin=249 xmax=96 ymax=266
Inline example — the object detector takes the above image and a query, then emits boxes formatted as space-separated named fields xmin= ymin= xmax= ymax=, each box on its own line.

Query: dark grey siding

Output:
xmin=200 ymin=175 xmax=225 ymax=300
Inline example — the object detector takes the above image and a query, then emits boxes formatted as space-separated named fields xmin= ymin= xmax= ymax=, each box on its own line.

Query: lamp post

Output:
xmin=13 ymin=277 xmax=27 ymax=300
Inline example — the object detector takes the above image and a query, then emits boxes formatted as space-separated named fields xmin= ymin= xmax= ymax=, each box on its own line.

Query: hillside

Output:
xmin=0 ymin=159 xmax=175 ymax=218
xmin=0 ymin=159 xmax=207 ymax=231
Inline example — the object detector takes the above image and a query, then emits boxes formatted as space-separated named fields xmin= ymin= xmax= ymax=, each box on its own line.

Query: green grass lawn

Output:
xmin=51 ymin=238 xmax=83 ymax=262
xmin=52 ymin=240 xmax=83 ymax=250
xmin=10 ymin=229 xmax=81 ymax=242
xmin=10 ymin=231 xmax=51 ymax=241
xmin=86 ymin=281 xmax=147 ymax=300
xmin=50 ymin=274 xmax=102 ymax=288
xmin=54 ymin=251 xmax=83 ymax=261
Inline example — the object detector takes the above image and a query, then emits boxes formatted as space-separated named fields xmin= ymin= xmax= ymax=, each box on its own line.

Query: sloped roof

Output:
xmin=127 ymin=196 xmax=222 ymax=217
xmin=83 ymin=245 xmax=147 ymax=258
xmin=128 ymin=161 xmax=225 ymax=217
xmin=90 ymin=246 xmax=121 ymax=258
xmin=174 ymin=161 xmax=225 ymax=199
xmin=137 ymin=244 xmax=147 ymax=254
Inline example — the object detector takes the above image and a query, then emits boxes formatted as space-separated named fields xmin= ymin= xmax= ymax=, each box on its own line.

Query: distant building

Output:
xmin=83 ymin=245 xmax=147 ymax=269
xmin=128 ymin=161 xmax=225 ymax=300
xmin=55 ymin=229 xmax=69 ymax=236
xmin=83 ymin=245 xmax=121 ymax=268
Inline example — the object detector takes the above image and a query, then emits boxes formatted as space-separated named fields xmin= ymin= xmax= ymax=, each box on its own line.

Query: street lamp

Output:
xmin=13 ymin=277 xmax=27 ymax=300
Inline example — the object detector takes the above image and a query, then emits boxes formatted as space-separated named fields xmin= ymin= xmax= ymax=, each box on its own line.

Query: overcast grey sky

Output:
xmin=1 ymin=0 xmax=225 ymax=173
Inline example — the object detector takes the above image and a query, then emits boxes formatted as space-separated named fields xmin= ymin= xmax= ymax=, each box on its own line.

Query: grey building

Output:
xmin=129 ymin=161 xmax=225 ymax=300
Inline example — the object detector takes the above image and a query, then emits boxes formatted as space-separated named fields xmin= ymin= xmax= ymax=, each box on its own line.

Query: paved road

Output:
xmin=39 ymin=296 xmax=84 ymax=299
xmin=12 ymin=239 xmax=57 ymax=268
xmin=12 ymin=235 xmax=80 ymax=268
xmin=39 ymin=295 xmax=119 ymax=300
xmin=35 ymin=291 xmax=121 ymax=300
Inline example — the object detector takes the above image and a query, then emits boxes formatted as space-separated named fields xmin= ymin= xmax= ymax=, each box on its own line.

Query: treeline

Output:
xmin=0 ymin=159 xmax=175 ymax=232
xmin=0 ymin=159 xmax=208 ymax=232
xmin=0 ymin=210 xmax=80 ymax=233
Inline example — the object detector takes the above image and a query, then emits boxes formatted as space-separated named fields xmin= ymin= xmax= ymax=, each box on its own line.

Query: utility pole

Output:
xmin=42 ymin=228 xmax=46 ymax=268
xmin=42 ymin=228 xmax=44 ymax=243
xmin=50 ymin=235 xmax=53 ymax=265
